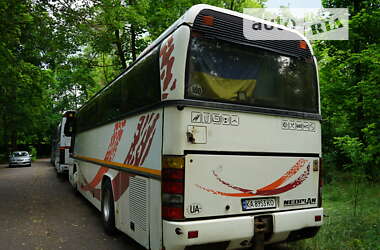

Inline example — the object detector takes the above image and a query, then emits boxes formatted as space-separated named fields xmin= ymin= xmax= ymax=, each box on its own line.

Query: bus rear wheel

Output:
xmin=101 ymin=179 xmax=116 ymax=235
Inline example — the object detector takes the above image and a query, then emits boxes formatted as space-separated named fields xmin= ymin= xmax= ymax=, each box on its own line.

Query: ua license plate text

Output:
xmin=242 ymin=198 xmax=276 ymax=211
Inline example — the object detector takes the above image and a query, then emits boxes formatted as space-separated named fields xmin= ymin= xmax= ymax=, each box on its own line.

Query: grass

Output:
xmin=288 ymin=175 xmax=380 ymax=250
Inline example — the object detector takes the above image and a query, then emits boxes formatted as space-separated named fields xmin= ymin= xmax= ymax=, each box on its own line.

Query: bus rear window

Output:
xmin=186 ymin=37 xmax=318 ymax=113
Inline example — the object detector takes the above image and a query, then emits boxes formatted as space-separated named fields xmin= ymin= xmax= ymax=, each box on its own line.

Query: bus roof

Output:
xmin=137 ymin=4 xmax=313 ymax=61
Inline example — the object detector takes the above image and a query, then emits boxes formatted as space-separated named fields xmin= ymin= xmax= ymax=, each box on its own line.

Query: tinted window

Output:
xmin=76 ymin=48 xmax=161 ymax=132
xmin=120 ymin=49 xmax=161 ymax=113
xmin=187 ymin=37 xmax=318 ymax=113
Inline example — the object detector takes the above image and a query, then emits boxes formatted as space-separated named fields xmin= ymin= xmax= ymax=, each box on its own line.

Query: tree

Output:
xmin=315 ymin=0 xmax=380 ymax=179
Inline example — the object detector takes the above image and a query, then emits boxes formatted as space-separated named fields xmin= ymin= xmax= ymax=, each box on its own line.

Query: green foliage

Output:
xmin=290 ymin=179 xmax=380 ymax=250
xmin=315 ymin=0 xmax=380 ymax=180
xmin=28 ymin=146 xmax=37 ymax=161
xmin=333 ymin=136 xmax=367 ymax=173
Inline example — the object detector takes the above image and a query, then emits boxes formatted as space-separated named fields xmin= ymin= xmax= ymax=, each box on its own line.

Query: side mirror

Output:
xmin=29 ymin=154 xmax=33 ymax=157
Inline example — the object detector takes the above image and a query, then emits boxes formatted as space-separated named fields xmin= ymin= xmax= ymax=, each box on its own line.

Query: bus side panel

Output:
xmin=149 ymin=179 xmax=163 ymax=250
xmin=74 ymin=108 xmax=163 ymax=250
xmin=159 ymin=25 xmax=190 ymax=101
xmin=117 ymin=109 xmax=163 ymax=249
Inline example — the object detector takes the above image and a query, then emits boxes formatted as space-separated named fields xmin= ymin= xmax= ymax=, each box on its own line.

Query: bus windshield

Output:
xmin=187 ymin=36 xmax=318 ymax=113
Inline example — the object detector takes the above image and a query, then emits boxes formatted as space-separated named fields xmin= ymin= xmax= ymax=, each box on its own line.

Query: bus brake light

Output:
xmin=163 ymin=181 xmax=184 ymax=194
xmin=162 ymin=206 xmax=184 ymax=220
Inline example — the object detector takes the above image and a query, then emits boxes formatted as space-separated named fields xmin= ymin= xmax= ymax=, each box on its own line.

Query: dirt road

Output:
xmin=0 ymin=159 xmax=143 ymax=250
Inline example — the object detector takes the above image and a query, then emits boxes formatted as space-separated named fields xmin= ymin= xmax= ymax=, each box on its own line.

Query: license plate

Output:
xmin=242 ymin=198 xmax=276 ymax=211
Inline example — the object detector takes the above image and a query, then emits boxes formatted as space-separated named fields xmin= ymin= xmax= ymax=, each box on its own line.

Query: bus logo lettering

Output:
xmin=212 ymin=113 xmax=221 ymax=124
xmin=284 ymin=197 xmax=316 ymax=206
xmin=296 ymin=121 xmax=303 ymax=130
xmin=191 ymin=112 xmax=202 ymax=123
xmin=191 ymin=112 xmax=239 ymax=126
xmin=282 ymin=120 xmax=289 ymax=129
xmin=222 ymin=115 xmax=230 ymax=125
xmin=231 ymin=115 xmax=239 ymax=126
xmin=303 ymin=122 xmax=310 ymax=131
xmin=282 ymin=120 xmax=316 ymax=132
xmin=289 ymin=121 xmax=296 ymax=130
xmin=203 ymin=113 xmax=211 ymax=124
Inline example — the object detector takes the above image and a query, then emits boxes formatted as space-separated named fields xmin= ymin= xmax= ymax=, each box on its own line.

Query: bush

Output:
xmin=28 ymin=146 xmax=37 ymax=161
xmin=0 ymin=153 xmax=7 ymax=164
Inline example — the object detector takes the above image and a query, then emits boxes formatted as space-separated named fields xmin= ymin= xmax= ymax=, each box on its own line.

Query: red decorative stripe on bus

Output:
xmin=81 ymin=120 xmax=126 ymax=193
xmin=196 ymin=160 xmax=310 ymax=197
xmin=160 ymin=36 xmax=176 ymax=100
xmin=257 ymin=159 xmax=307 ymax=192
xmin=112 ymin=113 xmax=160 ymax=201
xmin=79 ymin=113 xmax=160 ymax=202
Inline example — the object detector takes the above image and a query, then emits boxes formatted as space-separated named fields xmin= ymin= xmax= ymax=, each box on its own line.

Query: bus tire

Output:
xmin=101 ymin=179 xmax=116 ymax=235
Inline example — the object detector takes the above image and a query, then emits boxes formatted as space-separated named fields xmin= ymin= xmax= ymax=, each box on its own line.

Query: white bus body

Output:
xmin=65 ymin=4 xmax=323 ymax=250
xmin=53 ymin=111 xmax=74 ymax=174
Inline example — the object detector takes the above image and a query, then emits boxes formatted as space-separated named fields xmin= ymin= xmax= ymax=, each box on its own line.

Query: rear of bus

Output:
xmin=55 ymin=111 xmax=75 ymax=174
xmin=160 ymin=5 xmax=323 ymax=250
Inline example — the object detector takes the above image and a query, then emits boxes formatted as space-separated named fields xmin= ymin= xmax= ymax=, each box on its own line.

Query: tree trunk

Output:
xmin=130 ymin=24 xmax=136 ymax=62
xmin=11 ymin=130 xmax=17 ymax=152
xmin=114 ymin=29 xmax=127 ymax=69
xmin=353 ymin=0 xmax=365 ymax=142
xmin=129 ymin=0 xmax=137 ymax=62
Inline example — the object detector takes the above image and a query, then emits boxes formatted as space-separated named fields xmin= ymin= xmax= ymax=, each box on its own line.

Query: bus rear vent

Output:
xmin=129 ymin=176 xmax=149 ymax=231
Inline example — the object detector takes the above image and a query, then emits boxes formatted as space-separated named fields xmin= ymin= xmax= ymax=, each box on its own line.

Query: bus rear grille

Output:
xmin=193 ymin=9 xmax=312 ymax=59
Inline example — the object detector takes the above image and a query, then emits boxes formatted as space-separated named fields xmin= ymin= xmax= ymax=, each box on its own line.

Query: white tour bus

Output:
xmin=53 ymin=111 xmax=75 ymax=175
xmin=64 ymin=4 xmax=323 ymax=250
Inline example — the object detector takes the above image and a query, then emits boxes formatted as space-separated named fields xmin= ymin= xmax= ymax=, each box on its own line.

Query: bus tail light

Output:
xmin=299 ymin=40 xmax=307 ymax=49
xmin=162 ymin=156 xmax=185 ymax=220
xmin=318 ymin=157 xmax=323 ymax=207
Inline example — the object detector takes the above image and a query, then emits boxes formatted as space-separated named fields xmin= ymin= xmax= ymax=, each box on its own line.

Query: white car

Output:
xmin=9 ymin=151 xmax=32 ymax=167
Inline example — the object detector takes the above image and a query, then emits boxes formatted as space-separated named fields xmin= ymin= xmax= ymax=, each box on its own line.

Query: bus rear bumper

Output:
xmin=163 ymin=208 xmax=323 ymax=250
xmin=57 ymin=164 xmax=70 ymax=173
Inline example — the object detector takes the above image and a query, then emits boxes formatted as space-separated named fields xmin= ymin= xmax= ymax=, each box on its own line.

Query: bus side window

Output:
xmin=120 ymin=48 xmax=161 ymax=114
